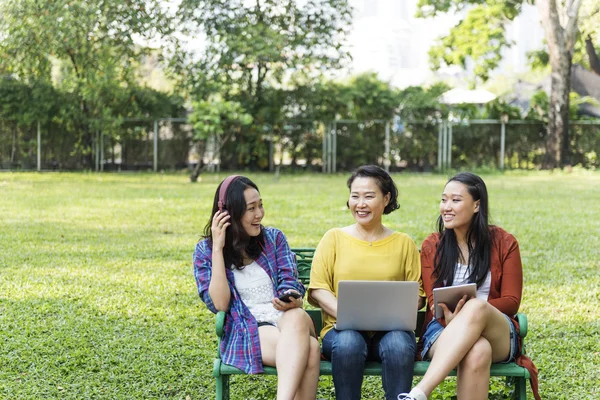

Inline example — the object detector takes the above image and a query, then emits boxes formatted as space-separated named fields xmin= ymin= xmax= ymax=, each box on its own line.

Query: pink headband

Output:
xmin=218 ymin=175 xmax=240 ymax=212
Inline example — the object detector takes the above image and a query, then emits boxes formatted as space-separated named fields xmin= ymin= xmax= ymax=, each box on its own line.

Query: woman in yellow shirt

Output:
xmin=309 ymin=165 xmax=425 ymax=400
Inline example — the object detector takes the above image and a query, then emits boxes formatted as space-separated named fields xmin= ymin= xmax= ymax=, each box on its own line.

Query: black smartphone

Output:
xmin=278 ymin=292 xmax=301 ymax=303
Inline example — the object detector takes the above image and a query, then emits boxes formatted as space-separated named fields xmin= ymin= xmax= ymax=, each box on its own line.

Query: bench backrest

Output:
xmin=293 ymin=248 xmax=427 ymax=338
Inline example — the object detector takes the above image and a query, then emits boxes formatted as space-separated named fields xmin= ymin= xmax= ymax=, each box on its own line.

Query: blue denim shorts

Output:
xmin=420 ymin=314 xmax=518 ymax=362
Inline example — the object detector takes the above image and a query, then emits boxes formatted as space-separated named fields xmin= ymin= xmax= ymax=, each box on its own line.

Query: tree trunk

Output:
xmin=585 ymin=36 xmax=600 ymax=76
xmin=189 ymin=140 xmax=206 ymax=183
xmin=537 ymin=0 xmax=582 ymax=169
xmin=547 ymin=52 xmax=572 ymax=168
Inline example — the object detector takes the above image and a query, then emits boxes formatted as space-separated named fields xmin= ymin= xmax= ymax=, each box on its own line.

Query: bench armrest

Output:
xmin=516 ymin=312 xmax=527 ymax=338
xmin=216 ymin=311 xmax=226 ymax=338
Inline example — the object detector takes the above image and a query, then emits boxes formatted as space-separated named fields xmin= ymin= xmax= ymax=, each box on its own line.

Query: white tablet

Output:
xmin=433 ymin=283 xmax=477 ymax=319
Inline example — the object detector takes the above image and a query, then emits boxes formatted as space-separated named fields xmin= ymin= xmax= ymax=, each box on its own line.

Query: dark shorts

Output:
xmin=257 ymin=315 xmax=318 ymax=338
xmin=420 ymin=314 xmax=518 ymax=363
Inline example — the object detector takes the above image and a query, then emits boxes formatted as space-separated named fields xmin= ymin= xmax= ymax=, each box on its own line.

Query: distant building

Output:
xmin=346 ymin=0 xmax=545 ymax=88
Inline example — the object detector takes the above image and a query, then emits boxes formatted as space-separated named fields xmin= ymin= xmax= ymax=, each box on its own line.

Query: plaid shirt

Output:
xmin=193 ymin=227 xmax=305 ymax=374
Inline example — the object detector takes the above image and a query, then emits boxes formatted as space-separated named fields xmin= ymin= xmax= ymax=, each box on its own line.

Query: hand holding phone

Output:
xmin=278 ymin=291 xmax=301 ymax=303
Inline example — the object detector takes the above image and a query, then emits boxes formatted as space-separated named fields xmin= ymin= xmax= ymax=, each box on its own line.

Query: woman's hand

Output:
xmin=272 ymin=290 xmax=303 ymax=311
xmin=211 ymin=210 xmax=231 ymax=250
xmin=437 ymin=295 xmax=469 ymax=326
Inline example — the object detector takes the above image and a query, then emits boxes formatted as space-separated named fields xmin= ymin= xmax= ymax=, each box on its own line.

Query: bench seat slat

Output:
xmin=216 ymin=360 xmax=530 ymax=378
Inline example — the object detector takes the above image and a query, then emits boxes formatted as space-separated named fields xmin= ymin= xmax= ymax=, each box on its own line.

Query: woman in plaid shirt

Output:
xmin=194 ymin=175 xmax=320 ymax=400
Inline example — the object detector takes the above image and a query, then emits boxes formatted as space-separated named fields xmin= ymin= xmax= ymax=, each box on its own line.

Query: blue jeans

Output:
xmin=322 ymin=328 xmax=416 ymax=400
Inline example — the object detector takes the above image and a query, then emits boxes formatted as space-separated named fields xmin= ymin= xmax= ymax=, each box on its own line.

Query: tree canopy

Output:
xmin=416 ymin=0 xmax=593 ymax=168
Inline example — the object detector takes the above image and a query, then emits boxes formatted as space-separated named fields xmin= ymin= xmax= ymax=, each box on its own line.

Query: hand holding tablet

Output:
xmin=433 ymin=283 xmax=477 ymax=319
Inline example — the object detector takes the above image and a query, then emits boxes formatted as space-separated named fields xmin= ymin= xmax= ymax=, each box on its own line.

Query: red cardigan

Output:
xmin=420 ymin=226 xmax=540 ymax=400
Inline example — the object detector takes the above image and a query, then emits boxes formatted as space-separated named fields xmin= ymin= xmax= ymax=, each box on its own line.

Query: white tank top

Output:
xmin=452 ymin=263 xmax=491 ymax=301
xmin=232 ymin=261 xmax=283 ymax=326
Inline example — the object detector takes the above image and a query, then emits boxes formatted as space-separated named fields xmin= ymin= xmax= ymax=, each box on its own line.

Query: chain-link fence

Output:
xmin=2 ymin=118 xmax=599 ymax=172
xmin=104 ymin=119 xmax=193 ymax=171
xmin=0 ymin=118 xmax=194 ymax=171
xmin=0 ymin=120 xmax=39 ymax=169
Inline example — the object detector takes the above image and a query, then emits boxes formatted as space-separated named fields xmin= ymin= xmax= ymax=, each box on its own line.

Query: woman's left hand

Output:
xmin=272 ymin=290 xmax=303 ymax=311
xmin=438 ymin=294 xmax=469 ymax=326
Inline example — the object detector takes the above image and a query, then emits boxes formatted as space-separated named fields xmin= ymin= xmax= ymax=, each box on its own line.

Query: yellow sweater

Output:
xmin=308 ymin=228 xmax=424 ymax=338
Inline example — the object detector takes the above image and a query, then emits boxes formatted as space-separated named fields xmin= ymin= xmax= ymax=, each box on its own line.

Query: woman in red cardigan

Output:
xmin=398 ymin=172 xmax=539 ymax=400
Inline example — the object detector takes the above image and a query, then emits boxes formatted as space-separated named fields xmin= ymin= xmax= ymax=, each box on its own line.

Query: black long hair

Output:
xmin=433 ymin=172 xmax=492 ymax=289
xmin=346 ymin=165 xmax=400 ymax=214
xmin=203 ymin=176 xmax=264 ymax=270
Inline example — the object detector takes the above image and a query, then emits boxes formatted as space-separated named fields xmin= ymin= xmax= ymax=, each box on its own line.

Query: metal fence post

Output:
xmin=153 ymin=120 xmax=158 ymax=172
xmin=269 ymin=136 xmax=274 ymax=172
xmin=447 ymin=122 xmax=453 ymax=170
xmin=95 ymin=130 xmax=100 ymax=172
xmin=437 ymin=120 xmax=443 ymax=172
xmin=384 ymin=121 xmax=390 ymax=172
xmin=332 ymin=122 xmax=337 ymax=174
xmin=37 ymin=122 xmax=41 ymax=172
xmin=500 ymin=121 xmax=506 ymax=170
xmin=322 ymin=123 xmax=328 ymax=173
xmin=216 ymin=132 xmax=221 ymax=173
xmin=442 ymin=120 xmax=447 ymax=172
xmin=100 ymin=129 xmax=104 ymax=172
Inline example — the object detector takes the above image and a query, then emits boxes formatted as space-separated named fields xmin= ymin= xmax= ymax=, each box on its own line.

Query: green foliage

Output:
xmin=397 ymin=83 xmax=450 ymax=121
xmin=342 ymin=73 xmax=400 ymax=120
xmin=526 ymin=48 xmax=551 ymax=71
xmin=418 ymin=1 xmax=527 ymax=82
xmin=0 ymin=78 xmax=185 ymax=169
xmin=485 ymin=98 xmax=523 ymax=121
xmin=0 ymin=0 xmax=177 ymax=164
xmin=174 ymin=0 xmax=352 ymax=168
xmin=0 ymin=78 xmax=56 ymax=126
xmin=176 ymin=0 xmax=352 ymax=98
xmin=525 ymin=91 xmax=599 ymax=122
xmin=1 ymin=172 xmax=599 ymax=399
xmin=189 ymin=95 xmax=253 ymax=141
xmin=525 ymin=91 xmax=550 ymax=123
xmin=526 ymin=2 xmax=600 ymax=73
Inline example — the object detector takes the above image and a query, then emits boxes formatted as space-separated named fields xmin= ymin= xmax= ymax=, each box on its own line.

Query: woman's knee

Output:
xmin=460 ymin=337 xmax=492 ymax=372
xmin=379 ymin=330 xmax=416 ymax=360
xmin=460 ymin=298 xmax=490 ymax=325
xmin=307 ymin=337 xmax=321 ymax=369
xmin=279 ymin=308 xmax=312 ymax=331
xmin=332 ymin=330 xmax=367 ymax=356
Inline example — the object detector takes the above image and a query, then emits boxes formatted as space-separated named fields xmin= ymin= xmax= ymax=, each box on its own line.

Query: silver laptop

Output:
xmin=335 ymin=280 xmax=419 ymax=331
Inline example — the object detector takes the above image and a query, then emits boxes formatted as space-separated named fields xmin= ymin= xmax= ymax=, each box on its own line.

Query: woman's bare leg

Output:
xmin=259 ymin=308 xmax=316 ymax=400
xmin=456 ymin=337 xmax=492 ymax=400
xmin=416 ymin=299 xmax=511 ymax=397
xmin=293 ymin=337 xmax=321 ymax=400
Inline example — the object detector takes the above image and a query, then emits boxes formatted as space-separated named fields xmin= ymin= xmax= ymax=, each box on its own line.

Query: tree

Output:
xmin=536 ymin=0 xmax=583 ymax=168
xmin=174 ymin=0 xmax=352 ymax=169
xmin=188 ymin=96 xmax=253 ymax=181
xmin=580 ymin=1 xmax=600 ymax=75
xmin=0 ymin=0 xmax=175 ymax=167
xmin=0 ymin=78 xmax=57 ymax=167
xmin=417 ymin=0 xmax=586 ymax=168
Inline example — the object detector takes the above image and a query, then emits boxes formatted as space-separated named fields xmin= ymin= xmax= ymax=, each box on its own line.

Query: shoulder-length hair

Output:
xmin=433 ymin=172 xmax=492 ymax=288
xmin=203 ymin=176 xmax=264 ymax=270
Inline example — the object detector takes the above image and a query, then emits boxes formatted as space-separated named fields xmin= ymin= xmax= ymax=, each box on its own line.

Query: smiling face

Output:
xmin=440 ymin=180 xmax=480 ymax=237
xmin=241 ymin=188 xmax=264 ymax=237
xmin=348 ymin=177 xmax=390 ymax=227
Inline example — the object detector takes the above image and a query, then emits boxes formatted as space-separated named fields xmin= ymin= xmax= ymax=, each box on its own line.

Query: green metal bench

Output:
xmin=212 ymin=248 xmax=531 ymax=399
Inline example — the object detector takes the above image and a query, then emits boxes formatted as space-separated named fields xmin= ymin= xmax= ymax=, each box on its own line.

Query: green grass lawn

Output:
xmin=1 ymin=171 xmax=598 ymax=399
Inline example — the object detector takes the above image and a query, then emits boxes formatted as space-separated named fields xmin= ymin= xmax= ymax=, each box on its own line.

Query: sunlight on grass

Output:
xmin=1 ymin=171 xmax=599 ymax=399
